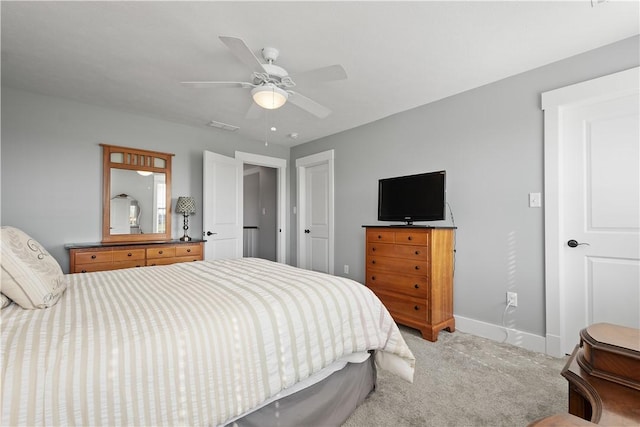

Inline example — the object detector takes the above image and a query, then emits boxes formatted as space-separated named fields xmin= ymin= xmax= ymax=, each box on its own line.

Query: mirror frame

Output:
xmin=101 ymin=144 xmax=174 ymax=243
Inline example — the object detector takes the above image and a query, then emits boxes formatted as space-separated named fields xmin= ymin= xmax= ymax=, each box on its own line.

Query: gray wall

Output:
xmin=290 ymin=36 xmax=640 ymax=337
xmin=243 ymin=165 xmax=277 ymax=261
xmin=1 ymin=87 xmax=289 ymax=272
xmin=257 ymin=166 xmax=277 ymax=262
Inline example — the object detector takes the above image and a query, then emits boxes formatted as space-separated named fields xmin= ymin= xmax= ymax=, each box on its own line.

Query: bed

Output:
xmin=1 ymin=228 xmax=415 ymax=426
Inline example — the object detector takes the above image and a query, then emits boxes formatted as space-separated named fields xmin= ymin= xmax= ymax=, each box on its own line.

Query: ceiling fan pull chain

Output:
xmin=264 ymin=109 xmax=269 ymax=146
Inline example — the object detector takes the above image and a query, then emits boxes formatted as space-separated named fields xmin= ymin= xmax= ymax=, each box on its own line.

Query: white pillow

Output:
xmin=1 ymin=226 xmax=66 ymax=309
xmin=0 ymin=293 xmax=10 ymax=309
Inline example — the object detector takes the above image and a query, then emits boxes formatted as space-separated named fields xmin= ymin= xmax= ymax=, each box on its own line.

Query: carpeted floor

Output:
xmin=343 ymin=327 xmax=568 ymax=426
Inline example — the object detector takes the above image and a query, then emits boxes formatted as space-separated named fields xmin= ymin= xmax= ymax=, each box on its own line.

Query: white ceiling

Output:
xmin=2 ymin=1 xmax=638 ymax=147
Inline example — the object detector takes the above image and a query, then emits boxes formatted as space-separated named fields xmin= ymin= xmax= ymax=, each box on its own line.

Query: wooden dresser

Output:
xmin=65 ymin=240 xmax=205 ymax=273
xmin=363 ymin=226 xmax=455 ymax=342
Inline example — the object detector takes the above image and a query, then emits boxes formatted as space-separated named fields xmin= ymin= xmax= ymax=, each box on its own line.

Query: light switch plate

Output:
xmin=529 ymin=192 xmax=541 ymax=208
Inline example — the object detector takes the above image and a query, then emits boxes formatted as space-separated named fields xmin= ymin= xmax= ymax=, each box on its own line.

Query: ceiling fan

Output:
xmin=181 ymin=36 xmax=347 ymax=119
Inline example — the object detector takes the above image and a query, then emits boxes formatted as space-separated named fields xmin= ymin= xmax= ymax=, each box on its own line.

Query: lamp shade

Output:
xmin=175 ymin=196 xmax=196 ymax=215
xmin=252 ymin=84 xmax=288 ymax=109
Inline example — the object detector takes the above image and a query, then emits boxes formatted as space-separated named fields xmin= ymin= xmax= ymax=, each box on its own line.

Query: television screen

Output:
xmin=378 ymin=171 xmax=446 ymax=224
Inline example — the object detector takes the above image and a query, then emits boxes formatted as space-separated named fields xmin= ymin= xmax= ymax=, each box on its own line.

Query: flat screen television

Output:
xmin=378 ymin=171 xmax=446 ymax=224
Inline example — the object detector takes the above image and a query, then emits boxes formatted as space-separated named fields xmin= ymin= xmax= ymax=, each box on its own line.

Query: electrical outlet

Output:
xmin=344 ymin=265 xmax=349 ymax=274
xmin=507 ymin=292 xmax=518 ymax=307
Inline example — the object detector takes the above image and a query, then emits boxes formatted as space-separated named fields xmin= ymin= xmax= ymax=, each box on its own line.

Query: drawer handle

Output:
xmin=371 ymin=260 xmax=376 ymax=264
xmin=186 ymin=249 xmax=191 ymax=253
xmin=414 ymin=266 xmax=420 ymax=270
xmin=91 ymin=255 xmax=96 ymax=259
xmin=414 ymin=305 xmax=420 ymax=311
xmin=371 ymin=276 xmax=376 ymax=281
xmin=408 ymin=236 xmax=413 ymax=241
xmin=127 ymin=253 xmax=132 ymax=257
xmin=81 ymin=269 xmax=87 ymax=273
xmin=158 ymin=250 xmax=163 ymax=255
xmin=414 ymin=284 xmax=420 ymax=289
xmin=372 ymin=247 xmax=376 ymax=252
xmin=415 ymin=250 xmax=420 ymax=255
xmin=377 ymin=235 xmax=382 ymax=239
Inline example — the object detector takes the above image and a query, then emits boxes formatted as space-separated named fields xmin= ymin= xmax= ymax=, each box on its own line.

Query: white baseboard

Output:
xmin=454 ymin=315 xmax=550 ymax=355
xmin=545 ymin=333 xmax=563 ymax=358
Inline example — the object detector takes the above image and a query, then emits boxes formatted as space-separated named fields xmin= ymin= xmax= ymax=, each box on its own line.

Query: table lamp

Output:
xmin=175 ymin=196 xmax=196 ymax=241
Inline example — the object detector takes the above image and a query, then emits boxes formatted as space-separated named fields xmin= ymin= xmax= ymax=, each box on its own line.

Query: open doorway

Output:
xmin=234 ymin=151 xmax=287 ymax=264
xmin=243 ymin=164 xmax=277 ymax=261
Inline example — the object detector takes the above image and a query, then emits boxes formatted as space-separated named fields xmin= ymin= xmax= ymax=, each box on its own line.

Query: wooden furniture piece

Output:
xmin=530 ymin=323 xmax=640 ymax=427
xmin=66 ymin=240 xmax=204 ymax=273
xmin=101 ymin=144 xmax=174 ymax=243
xmin=363 ymin=226 xmax=455 ymax=342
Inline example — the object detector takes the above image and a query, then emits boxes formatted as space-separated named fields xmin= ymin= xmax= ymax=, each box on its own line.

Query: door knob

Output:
xmin=304 ymin=229 xmax=311 ymax=234
xmin=206 ymin=231 xmax=216 ymax=236
xmin=567 ymin=239 xmax=590 ymax=248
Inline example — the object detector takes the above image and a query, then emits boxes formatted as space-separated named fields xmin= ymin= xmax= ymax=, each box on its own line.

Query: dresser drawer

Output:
xmin=147 ymin=255 xmax=199 ymax=266
xmin=366 ymin=272 xmax=429 ymax=299
xmin=368 ymin=242 xmax=428 ymax=260
xmin=74 ymin=260 xmax=143 ymax=273
xmin=367 ymin=229 xmax=395 ymax=243
xmin=175 ymin=244 xmax=202 ymax=257
xmin=112 ymin=249 xmax=146 ymax=262
xmin=367 ymin=256 xmax=429 ymax=275
xmin=374 ymin=290 xmax=428 ymax=323
xmin=146 ymin=247 xmax=176 ymax=259
xmin=394 ymin=231 xmax=429 ymax=245
xmin=75 ymin=251 xmax=112 ymax=264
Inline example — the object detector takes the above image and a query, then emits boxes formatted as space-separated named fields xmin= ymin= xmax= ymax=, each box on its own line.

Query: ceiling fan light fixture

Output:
xmin=252 ymin=84 xmax=288 ymax=110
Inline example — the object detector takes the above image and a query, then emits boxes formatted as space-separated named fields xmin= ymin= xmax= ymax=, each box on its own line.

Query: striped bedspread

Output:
xmin=2 ymin=258 xmax=414 ymax=426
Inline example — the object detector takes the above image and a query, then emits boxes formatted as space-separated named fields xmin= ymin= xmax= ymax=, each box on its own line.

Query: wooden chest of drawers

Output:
xmin=66 ymin=241 xmax=204 ymax=273
xmin=364 ymin=226 xmax=455 ymax=342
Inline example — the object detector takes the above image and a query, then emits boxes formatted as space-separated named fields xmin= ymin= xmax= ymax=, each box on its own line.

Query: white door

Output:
xmin=562 ymin=93 xmax=640 ymax=353
xmin=296 ymin=150 xmax=334 ymax=274
xmin=203 ymin=151 xmax=243 ymax=260
xmin=543 ymin=67 xmax=640 ymax=356
xmin=305 ymin=163 xmax=330 ymax=272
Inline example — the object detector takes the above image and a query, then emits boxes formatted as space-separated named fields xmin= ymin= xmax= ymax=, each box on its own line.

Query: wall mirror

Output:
xmin=101 ymin=144 xmax=174 ymax=243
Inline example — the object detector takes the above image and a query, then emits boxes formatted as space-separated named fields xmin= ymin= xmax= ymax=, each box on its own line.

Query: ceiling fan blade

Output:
xmin=287 ymin=91 xmax=332 ymax=119
xmin=219 ymin=36 xmax=267 ymax=74
xmin=180 ymin=81 xmax=254 ymax=89
xmin=245 ymin=102 xmax=262 ymax=119
xmin=291 ymin=65 xmax=347 ymax=85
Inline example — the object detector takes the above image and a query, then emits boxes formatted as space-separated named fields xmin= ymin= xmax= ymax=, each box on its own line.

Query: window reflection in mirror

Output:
xmin=110 ymin=169 xmax=166 ymax=235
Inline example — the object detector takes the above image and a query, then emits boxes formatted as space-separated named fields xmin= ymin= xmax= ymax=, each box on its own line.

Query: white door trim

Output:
xmin=296 ymin=149 xmax=335 ymax=274
xmin=235 ymin=151 xmax=287 ymax=264
xmin=541 ymin=66 xmax=639 ymax=357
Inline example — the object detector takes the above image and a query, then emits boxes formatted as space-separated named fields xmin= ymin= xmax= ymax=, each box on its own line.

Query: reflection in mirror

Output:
xmin=110 ymin=194 xmax=140 ymax=234
xmin=110 ymin=169 xmax=166 ymax=235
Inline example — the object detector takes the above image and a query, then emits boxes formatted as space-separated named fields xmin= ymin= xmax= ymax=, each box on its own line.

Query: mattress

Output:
xmin=1 ymin=257 xmax=414 ymax=426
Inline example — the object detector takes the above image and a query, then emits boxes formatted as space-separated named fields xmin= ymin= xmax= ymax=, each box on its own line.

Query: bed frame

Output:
xmin=230 ymin=356 xmax=377 ymax=427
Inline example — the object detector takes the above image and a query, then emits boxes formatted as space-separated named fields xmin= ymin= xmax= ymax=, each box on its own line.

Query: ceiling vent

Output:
xmin=208 ymin=120 xmax=239 ymax=131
